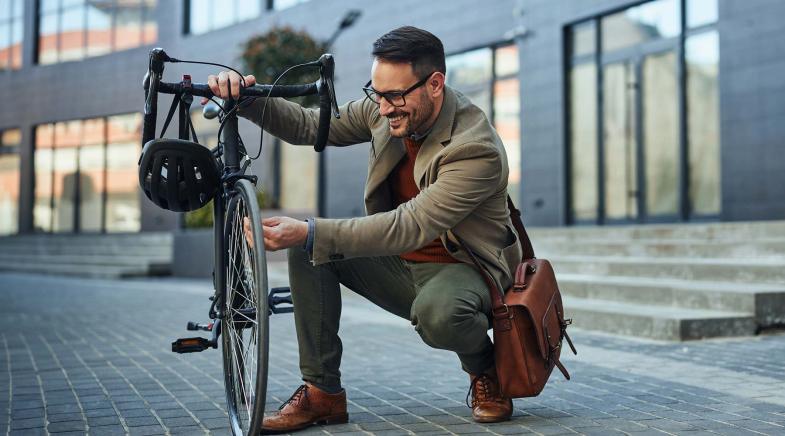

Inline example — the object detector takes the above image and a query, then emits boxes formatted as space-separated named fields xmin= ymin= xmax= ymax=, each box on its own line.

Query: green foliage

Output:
xmin=241 ymin=26 xmax=327 ymax=107
xmin=184 ymin=190 xmax=270 ymax=229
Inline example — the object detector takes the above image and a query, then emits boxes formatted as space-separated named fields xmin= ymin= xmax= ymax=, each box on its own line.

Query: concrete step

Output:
xmin=558 ymin=273 xmax=785 ymax=327
xmin=562 ymin=295 xmax=757 ymax=341
xmin=529 ymin=220 xmax=785 ymax=241
xmin=0 ymin=261 xmax=166 ymax=279
xmin=536 ymin=238 xmax=785 ymax=259
xmin=0 ymin=246 xmax=173 ymax=257
xmin=550 ymin=255 xmax=785 ymax=284
xmin=0 ymin=253 xmax=171 ymax=267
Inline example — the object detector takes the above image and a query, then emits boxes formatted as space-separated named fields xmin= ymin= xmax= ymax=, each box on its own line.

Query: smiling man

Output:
xmin=208 ymin=26 xmax=523 ymax=433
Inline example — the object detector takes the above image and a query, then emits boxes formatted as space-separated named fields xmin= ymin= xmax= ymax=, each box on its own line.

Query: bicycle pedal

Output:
xmin=171 ymin=337 xmax=213 ymax=353
xmin=186 ymin=321 xmax=213 ymax=331
xmin=268 ymin=287 xmax=294 ymax=314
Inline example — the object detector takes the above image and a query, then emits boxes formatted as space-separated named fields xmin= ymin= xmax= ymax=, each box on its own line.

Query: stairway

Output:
xmin=529 ymin=221 xmax=785 ymax=341
xmin=0 ymin=232 xmax=173 ymax=279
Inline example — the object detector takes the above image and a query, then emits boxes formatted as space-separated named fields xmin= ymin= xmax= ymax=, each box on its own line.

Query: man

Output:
xmin=208 ymin=26 xmax=523 ymax=433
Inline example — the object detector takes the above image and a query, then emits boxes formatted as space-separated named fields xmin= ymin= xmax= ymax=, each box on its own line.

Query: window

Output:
xmin=185 ymin=0 xmax=262 ymax=35
xmin=37 ymin=0 xmax=157 ymax=65
xmin=566 ymin=0 xmax=719 ymax=223
xmin=0 ymin=128 xmax=21 ymax=234
xmin=446 ymin=44 xmax=521 ymax=202
xmin=0 ymin=0 xmax=23 ymax=70
xmin=34 ymin=113 xmax=142 ymax=233
xmin=268 ymin=0 xmax=309 ymax=11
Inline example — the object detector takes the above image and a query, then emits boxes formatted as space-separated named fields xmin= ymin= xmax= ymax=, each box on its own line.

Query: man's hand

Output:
xmin=243 ymin=216 xmax=308 ymax=251
xmin=204 ymin=71 xmax=257 ymax=104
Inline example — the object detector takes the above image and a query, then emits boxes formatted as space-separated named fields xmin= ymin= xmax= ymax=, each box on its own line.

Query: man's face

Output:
xmin=370 ymin=60 xmax=435 ymax=138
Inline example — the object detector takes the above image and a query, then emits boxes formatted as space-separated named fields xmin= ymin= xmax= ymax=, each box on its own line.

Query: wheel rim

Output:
xmin=224 ymin=196 xmax=262 ymax=434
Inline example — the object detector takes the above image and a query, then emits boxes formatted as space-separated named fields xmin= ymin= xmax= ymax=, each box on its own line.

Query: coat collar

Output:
xmin=364 ymin=86 xmax=458 ymax=198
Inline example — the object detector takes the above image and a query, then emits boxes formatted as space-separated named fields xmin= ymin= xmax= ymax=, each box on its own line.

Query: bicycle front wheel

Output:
xmin=221 ymin=179 xmax=269 ymax=436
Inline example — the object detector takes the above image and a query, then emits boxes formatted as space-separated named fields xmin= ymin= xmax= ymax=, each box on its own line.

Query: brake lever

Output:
xmin=317 ymin=54 xmax=341 ymax=119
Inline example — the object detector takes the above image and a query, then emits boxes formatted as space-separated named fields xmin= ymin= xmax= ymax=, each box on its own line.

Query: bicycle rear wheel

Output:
xmin=221 ymin=179 xmax=269 ymax=436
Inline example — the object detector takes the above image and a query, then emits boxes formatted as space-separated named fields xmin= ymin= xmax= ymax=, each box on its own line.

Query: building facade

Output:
xmin=0 ymin=0 xmax=783 ymax=236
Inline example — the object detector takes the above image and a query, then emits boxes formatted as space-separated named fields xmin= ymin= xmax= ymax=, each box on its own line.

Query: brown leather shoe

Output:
xmin=467 ymin=369 xmax=513 ymax=423
xmin=261 ymin=383 xmax=348 ymax=434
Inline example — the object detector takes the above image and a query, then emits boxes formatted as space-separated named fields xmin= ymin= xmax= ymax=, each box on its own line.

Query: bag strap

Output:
xmin=507 ymin=196 xmax=535 ymax=261
xmin=454 ymin=195 xmax=533 ymax=329
xmin=455 ymin=233 xmax=512 ymax=331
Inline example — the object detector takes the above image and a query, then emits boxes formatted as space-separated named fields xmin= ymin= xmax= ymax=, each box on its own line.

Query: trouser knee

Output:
xmin=410 ymin=295 xmax=488 ymax=354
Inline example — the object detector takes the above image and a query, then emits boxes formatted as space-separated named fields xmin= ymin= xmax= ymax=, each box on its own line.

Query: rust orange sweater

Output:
xmin=390 ymin=137 xmax=460 ymax=263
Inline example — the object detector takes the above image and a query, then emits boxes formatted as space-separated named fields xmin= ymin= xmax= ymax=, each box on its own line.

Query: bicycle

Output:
xmin=137 ymin=48 xmax=339 ymax=435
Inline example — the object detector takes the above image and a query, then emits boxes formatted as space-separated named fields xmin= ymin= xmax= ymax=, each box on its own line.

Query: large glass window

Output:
xmin=0 ymin=0 xmax=23 ymax=70
xmin=185 ymin=0 xmax=262 ymax=35
xmin=447 ymin=44 xmax=521 ymax=202
xmin=269 ymin=0 xmax=309 ymax=11
xmin=34 ymin=113 xmax=142 ymax=233
xmin=0 ymin=128 xmax=21 ymax=234
xmin=37 ymin=0 xmax=157 ymax=65
xmin=567 ymin=0 xmax=719 ymax=223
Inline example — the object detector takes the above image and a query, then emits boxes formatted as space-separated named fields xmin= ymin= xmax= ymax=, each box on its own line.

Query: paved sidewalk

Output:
xmin=2 ymin=267 xmax=785 ymax=435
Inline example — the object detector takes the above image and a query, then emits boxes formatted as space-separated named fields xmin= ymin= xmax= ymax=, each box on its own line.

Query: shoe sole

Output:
xmin=261 ymin=413 xmax=349 ymax=434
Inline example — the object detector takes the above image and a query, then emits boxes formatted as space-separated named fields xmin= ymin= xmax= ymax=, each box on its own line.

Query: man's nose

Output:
xmin=379 ymin=98 xmax=394 ymax=116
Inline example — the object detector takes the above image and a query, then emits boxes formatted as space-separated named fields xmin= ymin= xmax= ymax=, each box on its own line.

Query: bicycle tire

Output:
xmin=221 ymin=179 xmax=269 ymax=436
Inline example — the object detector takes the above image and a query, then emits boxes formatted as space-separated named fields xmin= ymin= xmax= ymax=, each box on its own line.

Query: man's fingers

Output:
xmin=244 ymin=75 xmax=256 ymax=86
xmin=217 ymin=71 xmax=230 ymax=99
xmin=199 ymin=97 xmax=208 ymax=106
xmin=207 ymin=74 xmax=218 ymax=96
xmin=230 ymin=73 xmax=241 ymax=100
xmin=262 ymin=217 xmax=281 ymax=226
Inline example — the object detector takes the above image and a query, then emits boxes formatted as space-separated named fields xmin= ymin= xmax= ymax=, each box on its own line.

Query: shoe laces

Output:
xmin=465 ymin=375 xmax=495 ymax=408
xmin=280 ymin=384 xmax=309 ymax=410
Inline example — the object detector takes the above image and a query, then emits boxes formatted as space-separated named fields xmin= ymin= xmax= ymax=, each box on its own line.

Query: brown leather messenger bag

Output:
xmin=458 ymin=197 xmax=577 ymax=398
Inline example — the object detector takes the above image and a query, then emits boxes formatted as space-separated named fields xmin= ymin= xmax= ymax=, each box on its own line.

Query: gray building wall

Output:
xmin=3 ymin=0 xmax=783 ymax=233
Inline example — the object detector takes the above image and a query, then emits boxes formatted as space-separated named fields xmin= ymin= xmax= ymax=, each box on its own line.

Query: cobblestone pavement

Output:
xmin=2 ymin=266 xmax=785 ymax=436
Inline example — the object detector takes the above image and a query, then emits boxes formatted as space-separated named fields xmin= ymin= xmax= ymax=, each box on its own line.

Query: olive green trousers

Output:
xmin=287 ymin=245 xmax=494 ymax=391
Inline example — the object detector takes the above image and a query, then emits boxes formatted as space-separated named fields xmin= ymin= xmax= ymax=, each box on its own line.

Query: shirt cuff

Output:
xmin=304 ymin=218 xmax=315 ymax=254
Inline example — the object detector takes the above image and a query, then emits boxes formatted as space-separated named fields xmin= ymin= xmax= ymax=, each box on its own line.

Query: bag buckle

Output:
xmin=493 ymin=304 xmax=513 ymax=319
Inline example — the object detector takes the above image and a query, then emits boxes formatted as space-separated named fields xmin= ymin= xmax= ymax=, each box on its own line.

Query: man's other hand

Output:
xmin=204 ymin=71 xmax=257 ymax=104
xmin=243 ymin=216 xmax=308 ymax=251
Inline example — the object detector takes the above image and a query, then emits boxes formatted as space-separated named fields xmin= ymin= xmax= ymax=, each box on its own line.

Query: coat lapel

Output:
xmin=413 ymin=87 xmax=457 ymax=187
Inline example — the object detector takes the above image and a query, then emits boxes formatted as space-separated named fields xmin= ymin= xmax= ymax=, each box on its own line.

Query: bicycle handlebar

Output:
xmin=142 ymin=48 xmax=339 ymax=153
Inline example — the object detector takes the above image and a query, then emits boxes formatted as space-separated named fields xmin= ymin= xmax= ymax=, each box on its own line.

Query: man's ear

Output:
xmin=430 ymin=72 xmax=446 ymax=97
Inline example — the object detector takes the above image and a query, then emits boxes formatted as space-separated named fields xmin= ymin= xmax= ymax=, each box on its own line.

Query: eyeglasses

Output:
xmin=362 ymin=73 xmax=434 ymax=107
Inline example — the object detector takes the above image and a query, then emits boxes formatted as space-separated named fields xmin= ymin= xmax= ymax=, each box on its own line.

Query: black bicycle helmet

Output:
xmin=138 ymin=138 xmax=221 ymax=212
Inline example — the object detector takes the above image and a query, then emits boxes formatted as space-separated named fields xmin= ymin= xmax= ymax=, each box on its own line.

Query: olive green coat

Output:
xmin=238 ymin=86 xmax=523 ymax=291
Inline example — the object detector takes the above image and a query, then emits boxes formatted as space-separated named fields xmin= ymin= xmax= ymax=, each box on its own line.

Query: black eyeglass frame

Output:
xmin=362 ymin=72 xmax=435 ymax=107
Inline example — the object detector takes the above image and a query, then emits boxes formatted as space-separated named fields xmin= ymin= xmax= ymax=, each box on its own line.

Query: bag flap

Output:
xmin=505 ymin=259 xmax=564 ymax=361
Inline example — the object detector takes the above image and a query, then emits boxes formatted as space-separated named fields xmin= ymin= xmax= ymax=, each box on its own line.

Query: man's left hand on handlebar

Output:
xmin=243 ymin=216 xmax=308 ymax=251
xmin=205 ymin=71 xmax=257 ymax=103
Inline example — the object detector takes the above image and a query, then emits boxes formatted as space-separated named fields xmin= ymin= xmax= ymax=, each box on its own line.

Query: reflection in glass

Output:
xmin=687 ymin=31 xmax=720 ymax=215
xmin=188 ymin=0 xmax=262 ymax=35
xmin=39 ymin=12 xmax=59 ymax=64
xmin=189 ymin=0 xmax=210 ymax=35
xmin=114 ymin=4 xmax=142 ymax=50
xmin=494 ymin=78 xmax=521 ymax=203
xmin=603 ymin=61 xmax=638 ymax=220
xmin=273 ymin=0 xmax=309 ymax=10
xmin=570 ymin=21 xmax=595 ymax=58
xmin=280 ymin=141 xmax=317 ymax=211
xmin=86 ymin=3 xmax=112 ymax=56
xmin=79 ymin=145 xmax=105 ymax=232
xmin=59 ymin=5 xmax=86 ymax=62
xmin=34 ymin=147 xmax=54 ymax=232
xmin=53 ymin=147 xmax=78 ymax=232
xmin=212 ymin=0 xmax=235 ymax=30
xmin=106 ymin=114 xmax=141 ymax=232
xmin=688 ymin=0 xmax=718 ymax=28
xmin=0 ymin=128 xmax=21 ymax=235
xmin=495 ymin=45 xmax=519 ymax=77
xmin=0 ymin=22 xmax=9 ymax=69
xmin=569 ymin=63 xmax=598 ymax=221
xmin=446 ymin=48 xmax=492 ymax=91
xmin=602 ymin=0 xmax=680 ymax=53
xmin=10 ymin=12 xmax=21 ymax=69
xmin=643 ymin=50 xmax=679 ymax=216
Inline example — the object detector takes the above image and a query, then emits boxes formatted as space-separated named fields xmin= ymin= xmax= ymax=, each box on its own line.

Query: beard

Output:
xmin=386 ymin=96 xmax=435 ymax=138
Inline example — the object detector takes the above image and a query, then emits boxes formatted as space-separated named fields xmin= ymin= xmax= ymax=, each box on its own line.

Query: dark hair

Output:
xmin=372 ymin=26 xmax=446 ymax=78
